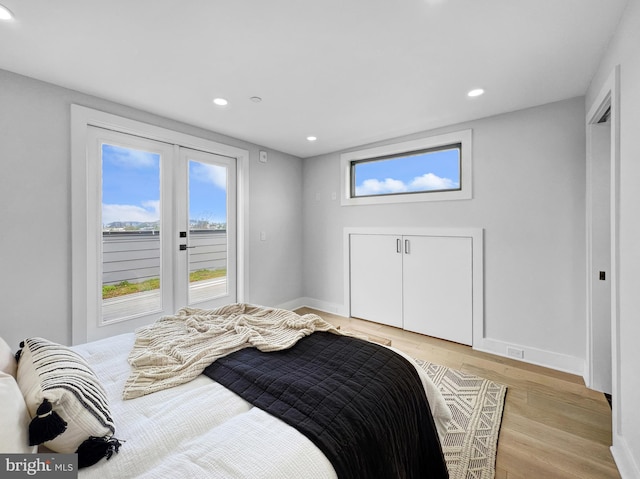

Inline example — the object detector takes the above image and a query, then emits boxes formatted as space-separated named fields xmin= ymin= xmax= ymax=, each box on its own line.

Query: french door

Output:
xmin=85 ymin=126 xmax=236 ymax=340
xmin=175 ymin=147 xmax=236 ymax=309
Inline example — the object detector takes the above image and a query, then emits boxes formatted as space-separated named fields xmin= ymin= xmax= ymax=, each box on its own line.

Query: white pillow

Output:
xmin=0 ymin=371 xmax=37 ymax=453
xmin=0 ymin=336 xmax=17 ymax=377
xmin=16 ymin=337 xmax=121 ymax=468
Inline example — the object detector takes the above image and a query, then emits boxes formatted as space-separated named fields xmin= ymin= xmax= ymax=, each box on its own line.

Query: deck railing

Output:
xmin=102 ymin=230 xmax=227 ymax=285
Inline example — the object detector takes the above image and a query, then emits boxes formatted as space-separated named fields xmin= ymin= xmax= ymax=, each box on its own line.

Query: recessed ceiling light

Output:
xmin=213 ymin=98 xmax=229 ymax=107
xmin=249 ymin=96 xmax=262 ymax=103
xmin=0 ymin=4 xmax=14 ymax=20
xmin=306 ymin=136 xmax=317 ymax=142
xmin=467 ymin=88 xmax=485 ymax=98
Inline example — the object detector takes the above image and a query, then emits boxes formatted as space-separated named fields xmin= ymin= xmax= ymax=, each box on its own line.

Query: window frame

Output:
xmin=340 ymin=129 xmax=472 ymax=206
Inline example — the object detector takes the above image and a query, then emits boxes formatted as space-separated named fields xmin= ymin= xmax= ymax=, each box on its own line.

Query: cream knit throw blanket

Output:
xmin=123 ymin=303 xmax=339 ymax=400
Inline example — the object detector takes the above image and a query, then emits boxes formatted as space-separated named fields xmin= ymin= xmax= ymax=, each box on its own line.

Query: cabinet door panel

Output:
xmin=403 ymin=236 xmax=473 ymax=345
xmin=349 ymin=234 xmax=403 ymax=327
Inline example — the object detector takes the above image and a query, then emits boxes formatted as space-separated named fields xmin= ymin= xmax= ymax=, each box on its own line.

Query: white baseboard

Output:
xmin=473 ymin=337 xmax=584 ymax=377
xmin=283 ymin=297 xmax=584 ymax=376
xmin=276 ymin=297 xmax=348 ymax=317
xmin=612 ymin=435 xmax=640 ymax=479
xmin=274 ymin=298 xmax=308 ymax=312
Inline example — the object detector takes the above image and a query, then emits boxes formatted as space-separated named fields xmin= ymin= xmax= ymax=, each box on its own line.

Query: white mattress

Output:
xmin=74 ymin=332 xmax=450 ymax=478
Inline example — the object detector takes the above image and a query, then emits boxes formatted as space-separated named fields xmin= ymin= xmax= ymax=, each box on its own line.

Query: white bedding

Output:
xmin=74 ymin=332 xmax=450 ymax=478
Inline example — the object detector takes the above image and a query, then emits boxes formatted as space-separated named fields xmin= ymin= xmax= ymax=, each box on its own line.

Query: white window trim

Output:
xmin=340 ymin=129 xmax=472 ymax=206
xmin=70 ymin=105 xmax=250 ymax=345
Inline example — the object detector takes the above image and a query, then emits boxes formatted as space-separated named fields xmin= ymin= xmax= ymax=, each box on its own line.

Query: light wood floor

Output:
xmin=296 ymin=308 xmax=620 ymax=479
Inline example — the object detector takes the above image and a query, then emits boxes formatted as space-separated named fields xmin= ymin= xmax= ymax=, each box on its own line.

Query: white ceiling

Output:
xmin=0 ymin=0 xmax=628 ymax=158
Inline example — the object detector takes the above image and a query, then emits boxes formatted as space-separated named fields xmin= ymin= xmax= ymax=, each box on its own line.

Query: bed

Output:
xmin=1 ymin=304 xmax=452 ymax=478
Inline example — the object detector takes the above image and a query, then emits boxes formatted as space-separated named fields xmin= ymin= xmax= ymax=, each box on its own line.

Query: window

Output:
xmin=341 ymin=129 xmax=472 ymax=205
xmin=351 ymin=144 xmax=461 ymax=197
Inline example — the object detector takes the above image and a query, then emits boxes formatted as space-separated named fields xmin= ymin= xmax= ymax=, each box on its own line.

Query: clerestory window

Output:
xmin=341 ymin=129 xmax=472 ymax=205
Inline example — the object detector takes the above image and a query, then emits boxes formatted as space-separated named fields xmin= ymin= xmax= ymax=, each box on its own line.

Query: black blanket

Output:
xmin=203 ymin=332 xmax=449 ymax=479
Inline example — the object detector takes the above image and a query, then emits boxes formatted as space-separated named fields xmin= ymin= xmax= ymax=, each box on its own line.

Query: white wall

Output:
xmin=302 ymin=97 xmax=586 ymax=373
xmin=0 ymin=69 xmax=304 ymax=349
xmin=586 ymin=0 xmax=640 ymax=476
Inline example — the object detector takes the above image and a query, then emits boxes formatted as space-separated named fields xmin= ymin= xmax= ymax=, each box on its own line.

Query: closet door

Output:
xmin=349 ymin=234 xmax=403 ymax=328
xmin=402 ymin=235 xmax=473 ymax=345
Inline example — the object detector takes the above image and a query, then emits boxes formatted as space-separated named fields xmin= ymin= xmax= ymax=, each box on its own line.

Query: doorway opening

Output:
xmin=585 ymin=66 xmax=620 ymax=430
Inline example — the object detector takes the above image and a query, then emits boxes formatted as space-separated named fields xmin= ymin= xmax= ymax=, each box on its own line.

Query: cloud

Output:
xmin=102 ymin=201 xmax=160 ymax=225
xmin=355 ymin=173 xmax=458 ymax=196
xmin=356 ymin=178 xmax=408 ymax=196
xmin=103 ymin=144 xmax=159 ymax=169
xmin=191 ymin=163 xmax=227 ymax=190
xmin=409 ymin=173 xmax=458 ymax=191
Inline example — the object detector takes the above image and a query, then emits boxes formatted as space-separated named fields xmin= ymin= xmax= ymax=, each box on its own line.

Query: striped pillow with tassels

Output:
xmin=15 ymin=337 xmax=122 ymax=468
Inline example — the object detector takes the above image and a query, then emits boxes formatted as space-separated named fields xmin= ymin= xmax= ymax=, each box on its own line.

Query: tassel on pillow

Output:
xmin=76 ymin=436 xmax=123 ymax=469
xmin=29 ymin=398 xmax=68 ymax=445
xmin=14 ymin=341 xmax=24 ymax=362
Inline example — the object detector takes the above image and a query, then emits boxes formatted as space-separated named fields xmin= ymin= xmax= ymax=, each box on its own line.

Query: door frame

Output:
xmin=585 ymin=120 xmax=611 ymax=394
xmin=71 ymin=105 xmax=249 ymax=344
xmin=585 ymin=66 xmax=620 ymax=430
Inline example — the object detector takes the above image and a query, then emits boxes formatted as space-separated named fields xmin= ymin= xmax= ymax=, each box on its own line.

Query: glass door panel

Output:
xmin=188 ymin=160 xmax=228 ymax=303
xmin=87 ymin=126 xmax=174 ymax=337
xmin=101 ymin=143 xmax=162 ymax=322
xmin=177 ymin=148 xmax=236 ymax=309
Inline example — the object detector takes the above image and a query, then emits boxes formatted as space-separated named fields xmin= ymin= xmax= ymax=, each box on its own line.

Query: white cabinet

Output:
xmin=402 ymin=235 xmax=472 ymax=345
xmin=349 ymin=233 xmax=474 ymax=345
xmin=350 ymin=234 xmax=404 ymax=328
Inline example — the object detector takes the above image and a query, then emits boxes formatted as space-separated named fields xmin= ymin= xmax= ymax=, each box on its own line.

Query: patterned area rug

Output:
xmin=415 ymin=359 xmax=507 ymax=479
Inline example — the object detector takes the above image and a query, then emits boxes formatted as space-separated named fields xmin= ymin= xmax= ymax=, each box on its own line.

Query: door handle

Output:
xmin=179 ymin=244 xmax=196 ymax=251
xmin=396 ymin=238 xmax=402 ymax=253
xmin=404 ymin=239 xmax=410 ymax=254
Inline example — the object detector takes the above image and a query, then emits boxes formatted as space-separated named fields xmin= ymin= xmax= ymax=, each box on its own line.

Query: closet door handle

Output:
xmin=404 ymin=239 xmax=410 ymax=254
xmin=396 ymin=238 xmax=402 ymax=254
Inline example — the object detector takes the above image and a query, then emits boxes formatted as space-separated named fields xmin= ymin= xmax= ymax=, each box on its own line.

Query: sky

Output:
xmin=354 ymin=147 xmax=460 ymax=196
xmin=101 ymin=144 xmax=227 ymax=227
xmin=101 ymin=144 xmax=456 ymax=226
